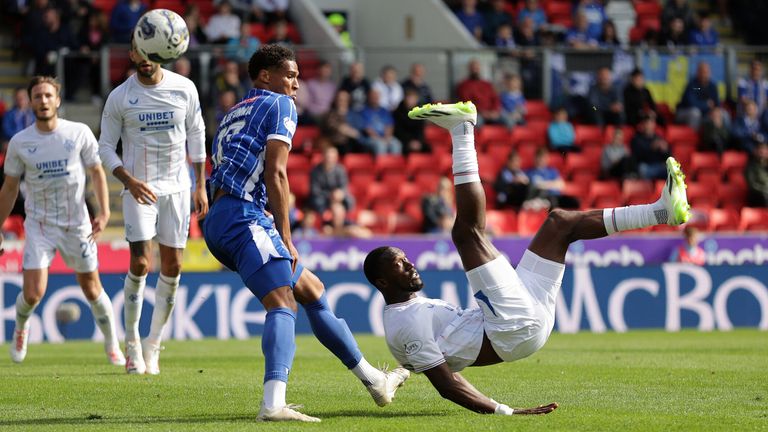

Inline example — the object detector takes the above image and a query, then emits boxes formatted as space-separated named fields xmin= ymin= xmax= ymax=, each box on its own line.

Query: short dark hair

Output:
xmin=363 ymin=246 xmax=397 ymax=287
xmin=248 ymin=44 xmax=296 ymax=81
xmin=28 ymin=76 xmax=61 ymax=98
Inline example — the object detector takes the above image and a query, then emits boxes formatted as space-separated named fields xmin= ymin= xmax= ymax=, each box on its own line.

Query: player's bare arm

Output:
xmin=192 ymin=161 xmax=208 ymax=219
xmin=88 ymin=164 xmax=110 ymax=239
xmin=0 ymin=175 xmax=21 ymax=255
xmin=264 ymin=139 xmax=298 ymax=272
xmin=112 ymin=166 xmax=157 ymax=205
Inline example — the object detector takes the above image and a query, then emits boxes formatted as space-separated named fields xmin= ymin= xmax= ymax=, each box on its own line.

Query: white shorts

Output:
xmin=22 ymin=220 xmax=98 ymax=273
xmin=122 ymin=190 xmax=190 ymax=248
xmin=466 ymin=250 xmax=565 ymax=363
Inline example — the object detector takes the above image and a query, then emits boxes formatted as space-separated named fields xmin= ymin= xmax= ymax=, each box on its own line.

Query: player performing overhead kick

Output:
xmin=364 ymin=101 xmax=691 ymax=415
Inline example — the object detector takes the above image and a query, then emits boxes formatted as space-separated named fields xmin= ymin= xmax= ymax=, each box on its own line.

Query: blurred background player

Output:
xmin=0 ymin=76 xmax=123 ymax=366
xmin=364 ymin=101 xmax=691 ymax=415
xmin=98 ymin=35 xmax=208 ymax=375
xmin=204 ymin=44 xmax=408 ymax=423
xmin=669 ymin=225 xmax=706 ymax=265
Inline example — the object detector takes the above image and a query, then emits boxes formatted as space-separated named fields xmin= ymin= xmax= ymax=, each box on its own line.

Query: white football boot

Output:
xmin=9 ymin=324 xmax=29 ymax=364
xmin=142 ymin=339 xmax=163 ymax=375
xmin=106 ymin=346 xmax=126 ymax=366
xmin=256 ymin=403 xmax=321 ymax=422
xmin=125 ymin=340 xmax=146 ymax=375
xmin=366 ymin=366 xmax=411 ymax=407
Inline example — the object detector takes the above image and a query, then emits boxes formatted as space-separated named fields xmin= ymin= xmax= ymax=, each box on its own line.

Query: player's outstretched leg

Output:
xmin=295 ymin=270 xmax=410 ymax=407
xmin=528 ymin=156 xmax=691 ymax=264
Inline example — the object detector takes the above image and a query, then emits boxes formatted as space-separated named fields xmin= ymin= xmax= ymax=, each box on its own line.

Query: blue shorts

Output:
xmin=204 ymin=194 xmax=302 ymax=300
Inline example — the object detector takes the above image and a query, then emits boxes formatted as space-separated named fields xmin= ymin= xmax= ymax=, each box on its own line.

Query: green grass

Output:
xmin=1 ymin=331 xmax=766 ymax=431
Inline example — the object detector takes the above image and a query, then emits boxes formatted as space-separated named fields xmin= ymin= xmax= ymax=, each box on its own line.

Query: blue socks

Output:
xmin=304 ymin=293 xmax=362 ymax=369
xmin=262 ymin=307 xmax=296 ymax=383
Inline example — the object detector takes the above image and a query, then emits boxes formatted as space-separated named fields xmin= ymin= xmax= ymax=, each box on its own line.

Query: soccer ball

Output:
xmin=133 ymin=9 xmax=190 ymax=64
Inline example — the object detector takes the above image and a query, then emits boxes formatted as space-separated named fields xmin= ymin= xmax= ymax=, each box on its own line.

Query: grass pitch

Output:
xmin=0 ymin=330 xmax=766 ymax=431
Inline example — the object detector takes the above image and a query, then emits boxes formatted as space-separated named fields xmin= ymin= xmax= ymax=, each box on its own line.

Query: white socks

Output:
xmin=450 ymin=122 xmax=480 ymax=185
xmin=603 ymin=201 xmax=666 ymax=234
xmin=263 ymin=379 xmax=287 ymax=409
xmin=351 ymin=357 xmax=382 ymax=385
xmin=15 ymin=293 xmax=36 ymax=330
xmin=123 ymin=271 xmax=146 ymax=342
xmin=89 ymin=291 xmax=119 ymax=351
xmin=147 ymin=273 xmax=180 ymax=346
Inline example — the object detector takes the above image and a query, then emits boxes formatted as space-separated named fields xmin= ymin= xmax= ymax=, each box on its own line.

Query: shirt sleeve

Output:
xmin=3 ymin=137 xmax=24 ymax=177
xmin=265 ymin=96 xmax=297 ymax=149
xmin=80 ymin=125 xmax=101 ymax=168
xmin=185 ymin=81 xmax=206 ymax=163
xmin=389 ymin=317 xmax=446 ymax=374
xmin=98 ymin=90 xmax=124 ymax=173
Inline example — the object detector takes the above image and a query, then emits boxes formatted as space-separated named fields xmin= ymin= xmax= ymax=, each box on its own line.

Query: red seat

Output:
xmin=484 ymin=142 xmax=513 ymax=165
xmin=524 ymin=100 xmax=552 ymax=122
xmin=665 ymin=125 xmax=699 ymax=145
xmin=656 ymin=103 xmax=675 ymax=125
xmin=486 ymin=210 xmax=518 ymax=234
xmin=622 ymin=179 xmax=654 ymax=205
xmin=343 ymin=153 xmax=375 ymax=176
xmin=477 ymin=125 xmax=510 ymax=147
xmin=672 ymin=145 xmax=696 ymax=172
xmin=375 ymin=154 xmax=405 ymax=179
xmin=511 ymin=126 xmax=546 ymax=146
xmin=721 ymin=150 xmax=748 ymax=178
xmin=547 ymin=152 xmax=565 ymax=174
xmin=2 ymin=215 xmax=25 ymax=239
xmin=687 ymin=182 xmax=719 ymax=210
xmin=290 ymin=172 xmax=310 ymax=205
xmin=395 ymin=183 xmax=423 ymax=208
xmin=392 ymin=212 xmax=421 ymax=234
xmin=287 ymin=154 xmax=311 ymax=174
xmin=545 ymin=1 xmax=571 ymax=17
xmin=152 ymin=0 xmax=185 ymax=14
xmin=405 ymin=153 xmax=439 ymax=179
xmin=348 ymin=175 xmax=374 ymax=204
xmin=689 ymin=152 xmax=720 ymax=180
xmin=629 ymin=25 xmax=646 ymax=44
xmin=634 ymin=1 xmax=662 ymax=18
xmin=739 ymin=208 xmax=768 ymax=231
xmin=517 ymin=209 xmax=549 ymax=236
xmin=717 ymin=183 xmax=747 ymax=210
xmin=477 ymin=154 xmax=502 ymax=183
xmin=588 ymin=181 xmax=622 ymax=208
xmin=708 ymin=208 xmax=740 ymax=232
xmin=604 ymin=125 xmax=634 ymax=145
xmin=424 ymin=125 xmax=451 ymax=148
xmin=292 ymin=126 xmax=320 ymax=151
xmin=574 ymin=125 xmax=603 ymax=148
xmin=562 ymin=182 xmax=589 ymax=208
xmin=363 ymin=182 xmax=395 ymax=209
xmin=413 ymin=171 xmax=441 ymax=194
xmin=564 ymin=152 xmax=600 ymax=181
xmin=639 ymin=16 xmax=661 ymax=31
xmin=380 ymin=171 xmax=407 ymax=189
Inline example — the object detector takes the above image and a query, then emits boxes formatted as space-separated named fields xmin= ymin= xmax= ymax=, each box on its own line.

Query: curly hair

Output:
xmin=248 ymin=44 xmax=296 ymax=81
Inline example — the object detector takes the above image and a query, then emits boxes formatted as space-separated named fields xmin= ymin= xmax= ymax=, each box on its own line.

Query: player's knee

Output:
xmin=24 ymin=292 xmax=43 ymax=306
xmin=263 ymin=286 xmax=298 ymax=312
xmin=161 ymin=262 xmax=182 ymax=278
xmin=130 ymin=256 xmax=151 ymax=275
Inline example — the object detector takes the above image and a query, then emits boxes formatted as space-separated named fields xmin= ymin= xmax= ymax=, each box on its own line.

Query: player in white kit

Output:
xmin=364 ymin=101 xmax=692 ymax=415
xmin=98 ymin=36 xmax=207 ymax=375
xmin=0 ymin=76 xmax=124 ymax=366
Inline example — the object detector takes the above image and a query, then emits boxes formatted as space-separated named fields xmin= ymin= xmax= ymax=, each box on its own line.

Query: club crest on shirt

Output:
xmin=283 ymin=116 xmax=296 ymax=135
xmin=169 ymin=91 xmax=184 ymax=103
xmin=64 ymin=139 xmax=75 ymax=153
xmin=26 ymin=146 xmax=38 ymax=154
xmin=128 ymin=97 xmax=139 ymax=105
xmin=404 ymin=340 xmax=422 ymax=355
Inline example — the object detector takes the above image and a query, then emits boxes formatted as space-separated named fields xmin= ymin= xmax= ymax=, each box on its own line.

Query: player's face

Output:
xmin=30 ymin=83 xmax=60 ymax=121
xmin=129 ymin=44 xmax=160 ymax=78
xmin=388 ymin=250 xmax=424 ymax=293
xmin=268 ymin=60 xmax=299 ymax=101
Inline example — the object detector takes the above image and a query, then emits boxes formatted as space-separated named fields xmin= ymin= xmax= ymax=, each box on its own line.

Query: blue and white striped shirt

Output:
xmin=209 ymin=88 xmax=297 ymax=206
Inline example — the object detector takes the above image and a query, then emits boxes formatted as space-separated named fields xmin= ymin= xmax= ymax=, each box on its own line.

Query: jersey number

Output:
xmin=212 ymin=120 xmax=246 ymax=167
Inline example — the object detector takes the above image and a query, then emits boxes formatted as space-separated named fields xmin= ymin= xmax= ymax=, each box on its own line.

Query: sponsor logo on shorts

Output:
xmin=404 ymin=340 xmax=422 ymax=355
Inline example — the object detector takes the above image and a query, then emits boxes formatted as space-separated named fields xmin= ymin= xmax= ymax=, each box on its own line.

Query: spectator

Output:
xmin=320 ymin=90 xmax=360 ymax=154
xmin=732 ymin=100 xmax=767 ymax=154
xmin=295 ymin=77 xmax=313 ymax=126
xmin=547 ymin=108 xmax=578 ymax=153
xmin=75 ymin=9 xmax=108 ymax=101
xmin=401 ymin=63 xmax=434 ymax=106
xmin=525 ymin=148 xmax=579 ymax=209
xmin=456 ymin=59 xmax=503 ymax=125
xmin=21 ymin=0 xmax=51 ymax=53
xmin=226 ymin=22 xmax=260 ymax=63
xmin=483 ymin=0 xmax=513 ymax=45
xmin=173 ymin=57 xmax=191 ymax=77
xmin=268 ymin=19 xmax=293 ymax=46
xmin=588 ymin=67 xmax=624 ymax=126
xmin=212 ymin=60 xmax=247 ymax=104
xmin=500 ymin=73 xmax=526 ymax=127
xmin=745 ymin=142 xmax=768 ymax=207
xmin=515 ymin=16 xmax=539 ymax=47
xmin=421 ymin=176 xmax=454 ymax=234
xmin=566 ymin=10 xmax=599 ymax=49
xmin=205 ymin=1 xmax=241 ymax=44
xmin=393 ymin=88 xmax=428 ymax=155
xmin=353 ymin=88 xmax=402 ymax=155
xmin=184 ymin=4 xmax=208 ymax=47
xmin=699 ymin=107 xmax=731 ymax=154
xmin=339 ymin=62 xmax=371 ymax=111
xmin=517 ymin=0 xmax=547 ymax=31
xmin=327 ymin=13 xmax=352 ymax=48
xmin=688 ymin=13 xmax=719 ymax=47
xmin=309 ymin=146 xmax=354 ymax=214
xmin=2 ymin=88 xmax=34 ymax=143
xmin=676 ymin=62 xmax=720 ymax=129
xmin=631 ymin=114 xmax=670 ymax=180
xmin=109 ymin=0 xmax=146 ymax=44
xmin=322 ymin=202 xmax=372 ymax=238
xmin=494 ymin=150 xmax=530 ymax=209
xmin=494 ymin=23 xmax=517 ymax=51
xmin=253 ymin=0 xmax=290 ymax=24
xmin=33 ymin=8 xmax=78 ymax=80
xmin=669 ymin=226 xmax=706 ymax=265
xmin=599 ymin=20 xmax=621 ymax=48
xmin=661 ymin=17 xmax=687 ymax=49
xmin=293 ymin=208 xmax=319 ymax=239
xmin=601 ymin=128 xmax=635 ymax=179
xmin=577 ymin=0 xmax=607 ymax=41
xmin=623 ymin=68 xmax=660 ymax=127
xmin=455 ymin=0 xmax=485 ymax=42
xmin=371 ymin=65 xmax=403 ymax=111
xmin=662 ymin=0 xmax=695 ymax=32
xmin=737 ymin=60 xmax=768 ymax=113
xmin=305 ymin=61 xmax=337 ymax=120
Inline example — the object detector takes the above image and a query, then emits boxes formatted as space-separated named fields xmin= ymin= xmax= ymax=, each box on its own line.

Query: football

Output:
xmin=133 ymin=9 xmax=190 ymax=64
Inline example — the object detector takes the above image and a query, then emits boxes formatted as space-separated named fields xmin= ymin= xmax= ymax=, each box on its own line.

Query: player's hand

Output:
xmin=127 ymin=178 xmax=157 ymax=205
xmin=193 ymin=186 xmax=209 ymax=219
xmin=511 ymin=402 xmax=559 ymax=415
xmin=90 ymin=213 xmax=109 ymax=240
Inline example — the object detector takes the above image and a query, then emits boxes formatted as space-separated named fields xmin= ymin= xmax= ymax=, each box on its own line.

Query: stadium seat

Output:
xmin=634 ymin=1 xmax=662 ymax=18
xmin=392 ymin=212 xmax=422 ymax=234
xmin=381 ymin=171 xmax=408 ymax=189
xmin=396 ymin=183 xmax=423 ymax=208
xmin=564 ymin=152 xmax=600 ymax=181
xmin=707 ymin=208 xmax=740 ymax=232
xmin=363 ymin=182 xmax=395 ymax=209
xmin=655 ymin=103 xmax=675 ymax=125
xmin=517 ymin=209 xmax=549 ymax=236
xmin=604 ymin=125 xmax=634 ymax=145
xmin=484 ymin=142 xmax=513 ymax=165
xmin=402 ymin=199 xmax=423 ymax=225
xmin=93 ymin=0 xmax=117 ymax=14
xmin=287 ymin=153 xmax=311 ymax=174
xmin=152 ymin=0 xmax=185 ymax=14
xmin=689 ymin=152 xmax=720 ymax=180
xmin=629 ymin=25 xmax=646 ymax=44
xmin=477 ymin=154 xmax=502 ymax=183
xmin=574 ymin=125 xmax=603 ymax=148
xmin=414 ymin=171 xmax=441 ymax=194
xmin=717 ymin=183 xmax=747 ymax=210
xmin=545 ymin=1 xmax=571 ymax=17
xmin=695 ymin=170 xmax=722 ymax=188
xmin=2 ymin=215 xmax=25 ymax=239
xmin=562 ymin=182 xmax=589 ymax=208
xmin=726 ymin=170 xmax=747 ymax=189
xmin=486 ymin=210 xmax=518 ymax=234
xmin=672 ymin=144 xmax=696 ymax=171
xmin=721 ymin=150 xmax=748 ymax=178
xmin=665 ymin=125 xmax=699 ymax=146
xmin=639 ymin=16 xmax=661 ymax=31
xmin=348 ymin=175 xmax=374 ymax=204
xmin=516 ymin=143 xmax=538 ymax=169
xmin=375 ymin=155 xmax=406 ymax=179
xmin=405 ymin=153 xmax=439 ymax=179
xmin=343 ymin=153 xmax=375 ymax=176
xmin=477 ymin=125 xmax=510 ymax=147
xmin=524 ymin=100 xmax=552 ymax=122
xmin=425 ymin=125 xmax=451 ymax=148
xmin=289 ymin=172 xmax=310 ymax=205
xmin=511 ymin=126 xmax=546 ymax=147
xmin=292 ymin=126 xmax=320 ymax=151
xmin=588 ymin=181 xmax=622 ymax=208
xmin=622 ymin=179 xmax=654 ymax=205
xmin=739 ymin=208 xmax=768 ymax=231
xmin=686 ymin=182 xmax=718 ymax=210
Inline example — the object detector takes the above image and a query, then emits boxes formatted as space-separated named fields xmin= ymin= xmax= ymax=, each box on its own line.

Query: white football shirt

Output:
xmin=98 ymin=70 xmax=206 ymax=195
xmin=4 ymin=120 xmax=101 ymax=230
xmin=383 ymin=296 xmax=484 ymax=373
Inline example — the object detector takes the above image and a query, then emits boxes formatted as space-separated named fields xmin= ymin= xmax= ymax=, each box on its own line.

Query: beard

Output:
xmin=135 ymin=61 xmax=158 ymax=78
xmin=35 ymin=108 xmax=56 ymax=121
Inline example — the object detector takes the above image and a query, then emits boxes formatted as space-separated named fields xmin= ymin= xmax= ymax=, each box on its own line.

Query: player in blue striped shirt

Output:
xmin=204 ymin=44 xmax=408 ymax=422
